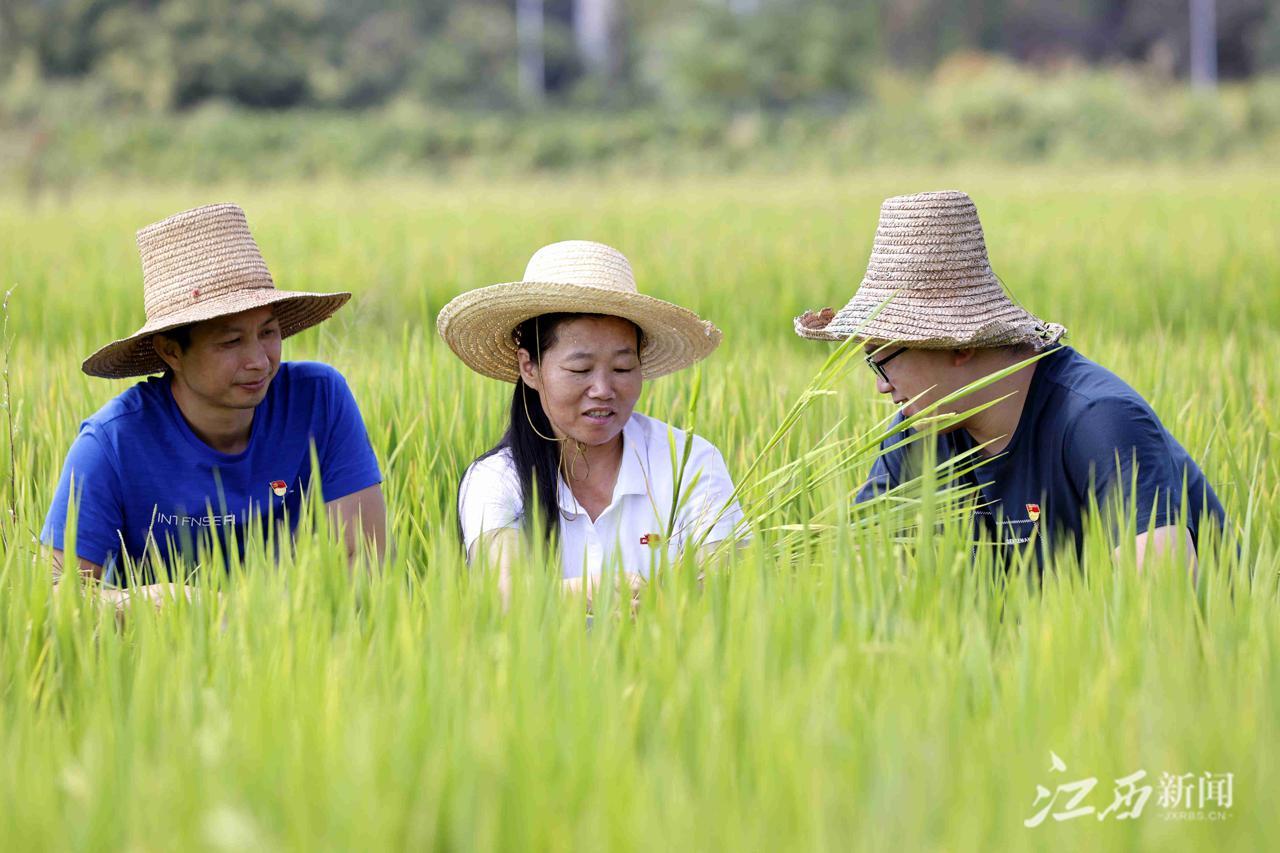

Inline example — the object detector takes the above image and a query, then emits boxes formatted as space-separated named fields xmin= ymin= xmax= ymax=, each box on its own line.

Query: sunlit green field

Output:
xmin=1 ymin=166 xmax=1277 ymax=851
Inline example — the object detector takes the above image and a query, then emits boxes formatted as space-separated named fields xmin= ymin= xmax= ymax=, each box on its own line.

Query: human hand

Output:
xmin=111 ymin=583 xmax=213 ymax=624
xmin=569 ymin=572 xmax=647 ymax=615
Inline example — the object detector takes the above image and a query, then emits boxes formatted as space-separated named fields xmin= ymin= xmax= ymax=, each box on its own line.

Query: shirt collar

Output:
xmin=556 ymin=414 xmax=649 ymax=517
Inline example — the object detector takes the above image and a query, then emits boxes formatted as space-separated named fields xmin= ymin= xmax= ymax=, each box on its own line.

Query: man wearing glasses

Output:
xmin=795 ymin=190 xmax=1225 ymax=571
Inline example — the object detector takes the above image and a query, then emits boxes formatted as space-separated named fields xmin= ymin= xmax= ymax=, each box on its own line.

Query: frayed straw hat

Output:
xmin=437 ymin=240 xmax=721 ymax=382
xmin=82 ymin=203 xmax=350 ymax=379
xmin=795 ymin=190 xmax=1066 ymax=349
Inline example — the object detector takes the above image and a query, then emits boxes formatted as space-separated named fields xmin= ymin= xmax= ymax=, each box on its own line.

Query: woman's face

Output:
xmin=518 ymin=315 xmax=643 ymax=447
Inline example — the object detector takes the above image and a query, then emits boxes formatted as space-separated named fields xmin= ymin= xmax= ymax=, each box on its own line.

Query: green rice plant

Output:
xmin=0 ymin=167 xmax=1277 ymax=851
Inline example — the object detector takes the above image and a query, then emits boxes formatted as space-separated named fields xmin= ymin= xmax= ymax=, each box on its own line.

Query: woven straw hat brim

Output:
xmin=437 ymin=280 xmax=722 ymax=382
xmin=794 ymin=286 xmax=1063 ymax=349
xmin=82 ymin=288 xmax=351 ymax=378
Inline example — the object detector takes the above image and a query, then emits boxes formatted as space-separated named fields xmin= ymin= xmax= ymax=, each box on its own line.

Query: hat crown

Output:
xmin=522 ymin=240 xmax=637 ymax=294
xmin=137 ymin=203 xmax=276 ymax=321
xmin=867 ymin=190 xmax=994 ymax=286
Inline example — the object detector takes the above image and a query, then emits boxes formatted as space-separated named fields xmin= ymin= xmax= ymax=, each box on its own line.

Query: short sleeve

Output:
xmin=458 ymin=453 xmax=525 ymax=557
xmin=41 ymin=427 xmax=126 ymax=569
xmin=672 ymin=437 xmax=749 ymax=549
xmin=317 ymin=370 xmax=383 ymax=501
xmin=1065 ymin=397 xmax=1181 ymax=538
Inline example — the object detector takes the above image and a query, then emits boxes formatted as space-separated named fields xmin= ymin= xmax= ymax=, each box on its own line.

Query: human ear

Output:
xmin=951 ymin=348 xmax=978 ymax=367
xmin=516 ymin=348 xmax=541 ymax=390
xmin=153 ymin=334 xmax=183 ymax=374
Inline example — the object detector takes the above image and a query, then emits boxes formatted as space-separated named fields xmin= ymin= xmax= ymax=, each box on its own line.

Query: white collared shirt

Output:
xmin=459 ymin=412 xmax=747 ymax=578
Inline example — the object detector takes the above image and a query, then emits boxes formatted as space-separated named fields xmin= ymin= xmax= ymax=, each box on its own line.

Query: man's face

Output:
xmin=865 ymin=344 xmax=967 ymax=420
xmin=158 ymin=306 xmax=282 ymax=411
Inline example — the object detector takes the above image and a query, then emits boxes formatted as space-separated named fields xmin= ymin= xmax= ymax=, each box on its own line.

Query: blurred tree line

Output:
xmin=0 ymin=0 xmax=1277 ymax=113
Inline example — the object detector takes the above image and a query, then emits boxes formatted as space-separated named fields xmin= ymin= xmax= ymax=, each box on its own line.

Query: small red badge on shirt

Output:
xmin=640 ymin=533 xmax=662 ymax=546
xmin=1026 ymin=503 xmax=1041 ymax=522
xmin=270 ymin=480 xmax=288 ymax=497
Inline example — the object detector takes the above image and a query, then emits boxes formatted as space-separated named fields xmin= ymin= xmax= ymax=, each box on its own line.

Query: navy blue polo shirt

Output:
xmin=42 ymin=361 xmax=382 ymax=584
xmin=857 ymin=346 xmax=1226 ymax=563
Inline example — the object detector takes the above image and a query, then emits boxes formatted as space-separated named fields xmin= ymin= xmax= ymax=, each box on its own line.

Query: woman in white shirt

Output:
xmin=437 ymin=240 xmax=746 ymax=604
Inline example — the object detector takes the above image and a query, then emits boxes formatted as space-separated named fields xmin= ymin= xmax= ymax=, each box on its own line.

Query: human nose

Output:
xmin=587 ymin=371 xmax=616 ymax=399
xmin=244 ymin=339 xmax=271 ymax=373
xmin=875 ymin=375 xmax=893 ymax=395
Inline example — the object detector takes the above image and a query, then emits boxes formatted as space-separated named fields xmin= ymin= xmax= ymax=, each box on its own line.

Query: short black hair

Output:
xmin=154 ymin=323 xmax=194 ymax=351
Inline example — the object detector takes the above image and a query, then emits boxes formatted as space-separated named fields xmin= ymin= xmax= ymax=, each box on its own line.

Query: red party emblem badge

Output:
xmin=640 ymin=533 xmax=662 ymax=546
xmin=1026 ymin=503 xmax=1041 ymax=522
xmin=270 ymin=480 xmax=288 ymax=497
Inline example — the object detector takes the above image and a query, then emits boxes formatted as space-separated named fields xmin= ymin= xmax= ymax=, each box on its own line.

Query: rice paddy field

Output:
xmin=1 ymin=165 xmax=1278 ymax=851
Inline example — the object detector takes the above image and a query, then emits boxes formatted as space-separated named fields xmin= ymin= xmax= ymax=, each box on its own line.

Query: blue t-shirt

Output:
xmin=42 ymin=361 xmax=382 ymax=584
xmin=858 ymin=346 xmax=1226 ymax=563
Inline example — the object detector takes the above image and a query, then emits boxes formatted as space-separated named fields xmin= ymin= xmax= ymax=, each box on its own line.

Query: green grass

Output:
xmin=0 ymin=166 xmax=1277 ymax=850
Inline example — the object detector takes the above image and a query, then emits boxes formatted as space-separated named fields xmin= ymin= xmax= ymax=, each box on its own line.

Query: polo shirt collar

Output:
xmin=556 ymin=415 xmax=649 ymax=517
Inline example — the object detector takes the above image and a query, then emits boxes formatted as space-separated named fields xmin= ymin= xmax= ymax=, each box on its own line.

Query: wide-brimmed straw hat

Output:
xmin=82 ymin=203 xmax=351 ymax=379
xmin=794 ymin=190 xmax=1066 ymax=349
xmin=437 ymin=240 xmax=721 ymax=382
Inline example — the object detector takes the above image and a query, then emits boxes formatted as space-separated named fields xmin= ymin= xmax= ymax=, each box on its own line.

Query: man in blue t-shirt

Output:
xmin=795 ymin=190 xmax=1226 ymax=571
xmin=43 ymin=203 xmax=386 ymax=605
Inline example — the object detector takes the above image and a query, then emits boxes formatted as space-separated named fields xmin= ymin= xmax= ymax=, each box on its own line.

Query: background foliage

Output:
xmin=3 ymin=0 xmax=1279 ymax=111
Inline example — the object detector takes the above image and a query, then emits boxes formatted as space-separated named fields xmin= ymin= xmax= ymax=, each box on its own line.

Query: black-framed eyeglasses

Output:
xmin=865 ymin=347 xmax=907 ymax=383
